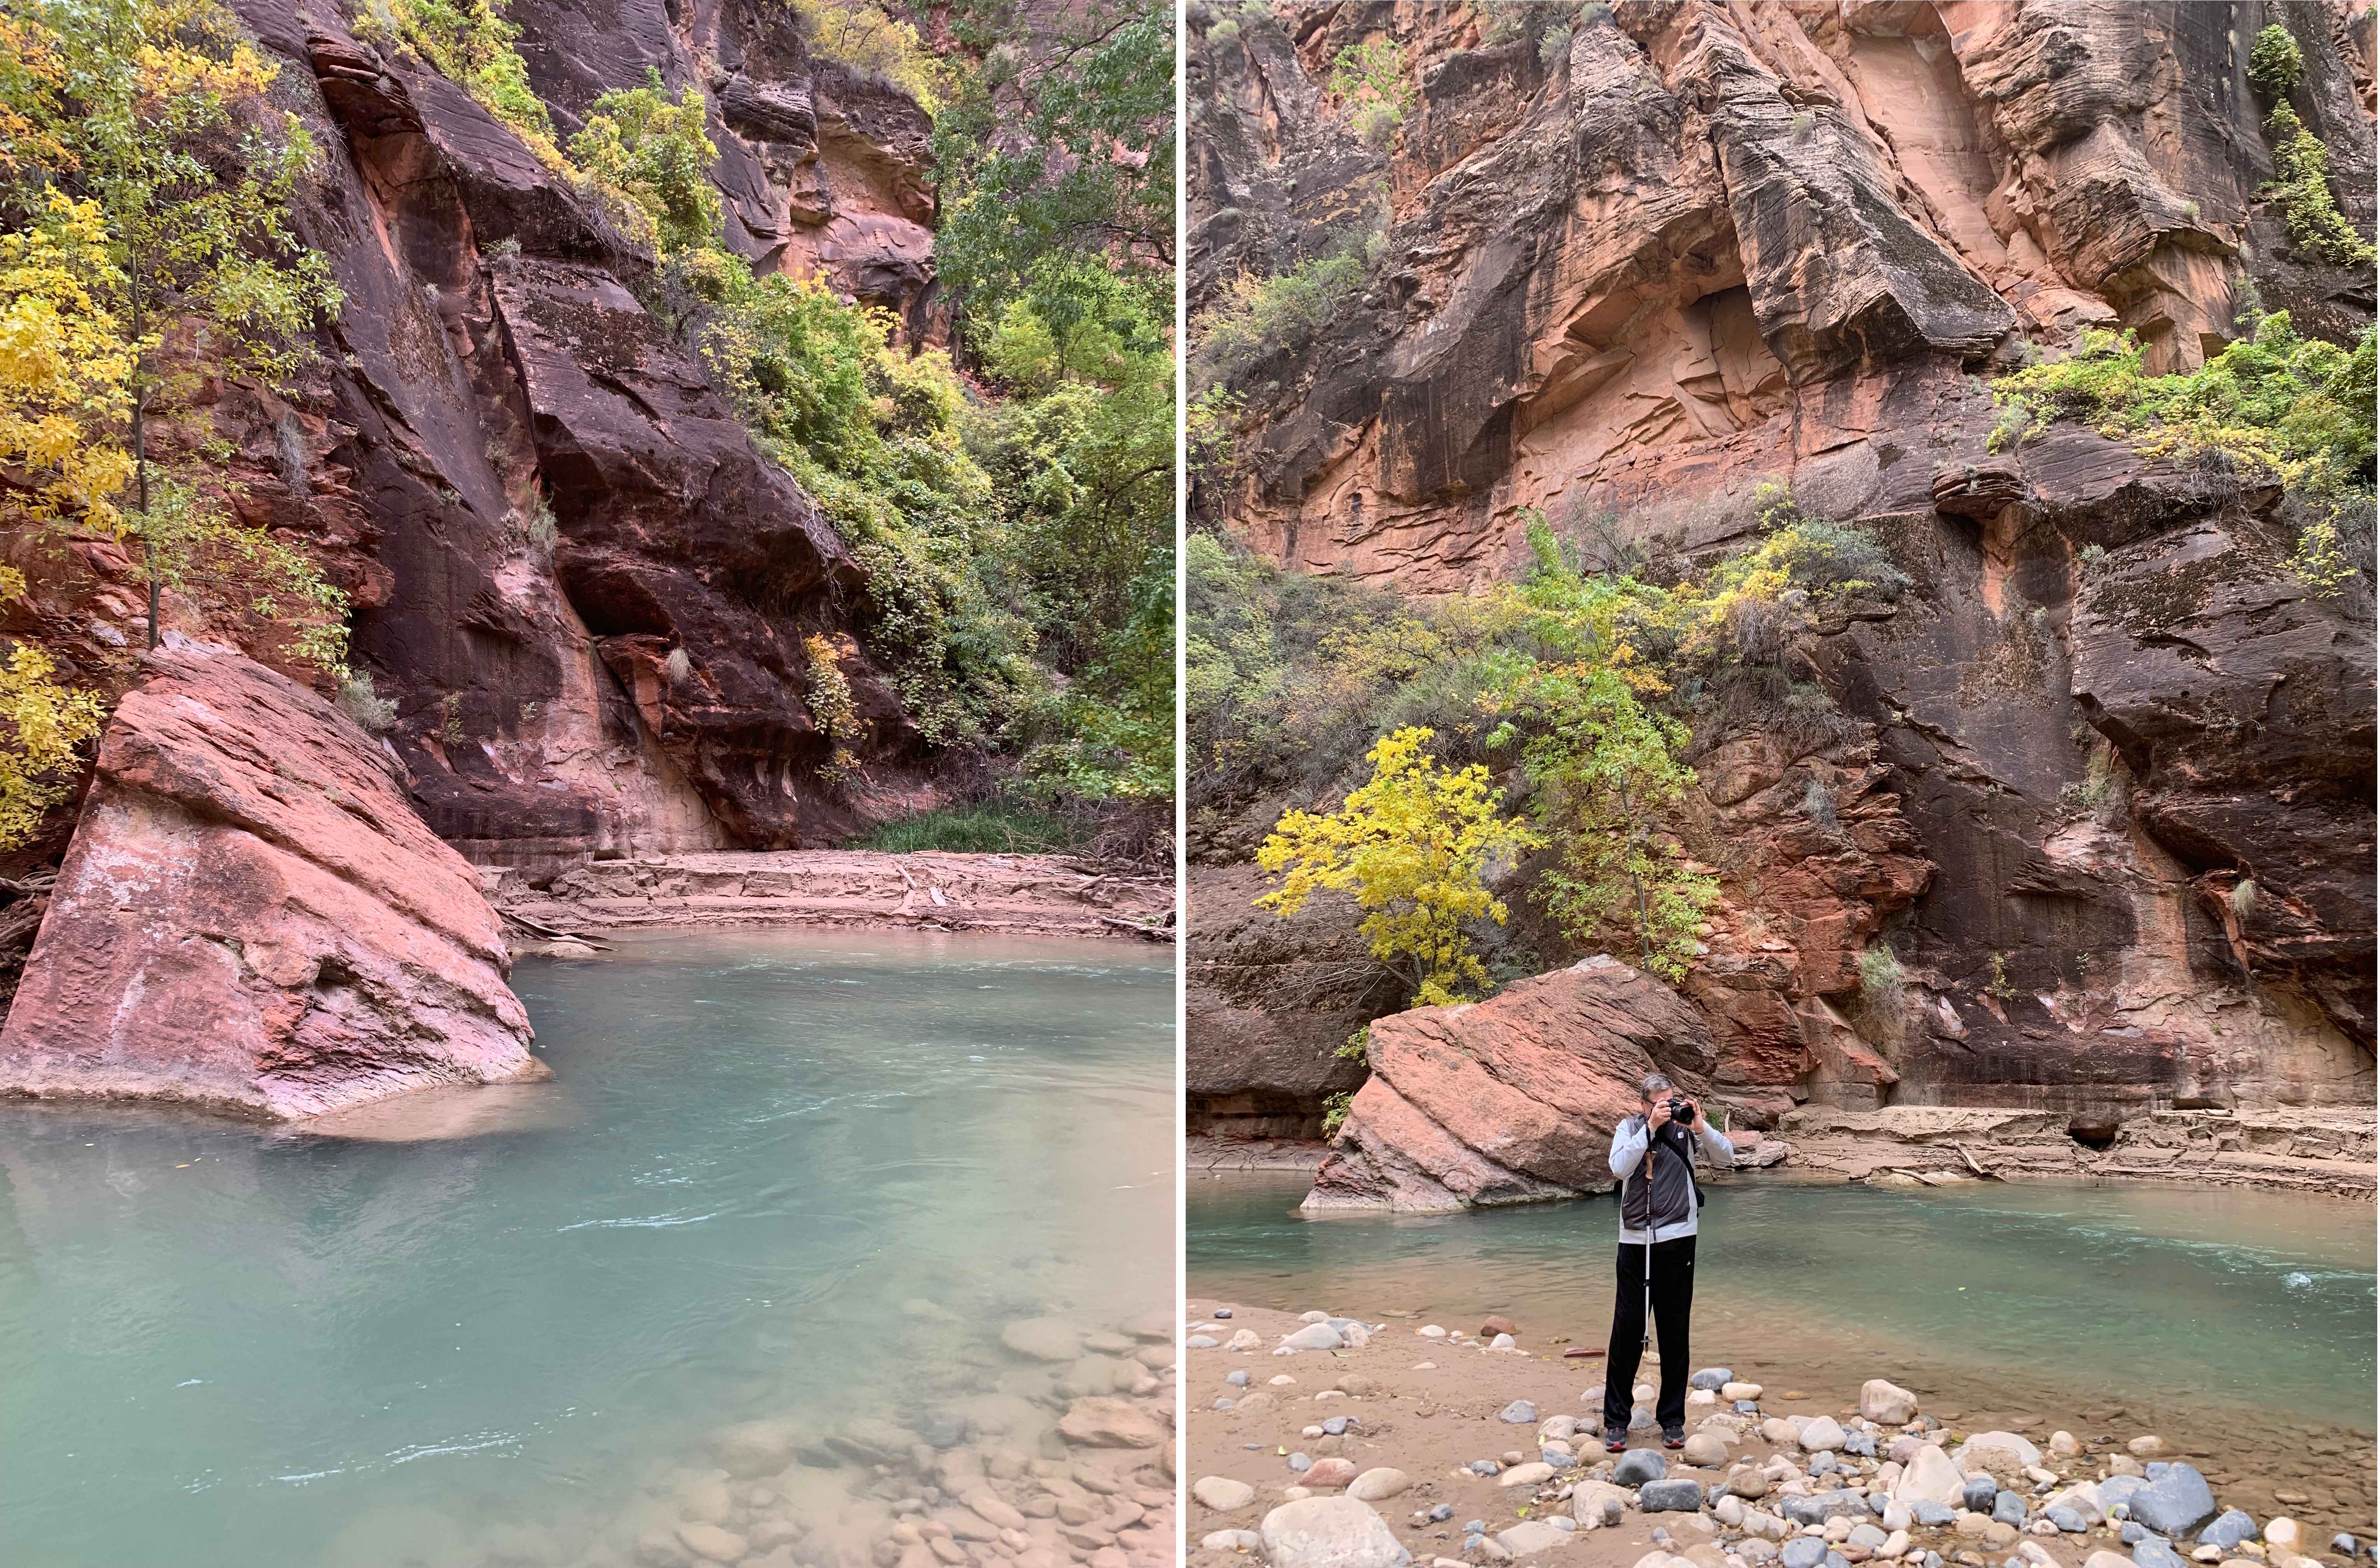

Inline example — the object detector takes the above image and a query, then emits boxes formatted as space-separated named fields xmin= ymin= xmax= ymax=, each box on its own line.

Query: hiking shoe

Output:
xmin=1662 ymin=1427 xmax=1686 ymax=1449
xmin=1605 ymin=1428 xmax=1628 ymax=1452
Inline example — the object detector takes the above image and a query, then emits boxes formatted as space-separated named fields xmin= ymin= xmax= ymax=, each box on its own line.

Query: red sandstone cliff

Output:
xmin=1187 ymin=0 xmax=2378 ymax=1151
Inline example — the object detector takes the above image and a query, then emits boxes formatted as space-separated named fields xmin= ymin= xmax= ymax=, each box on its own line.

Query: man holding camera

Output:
xmin=1602 ymin=1072 xmax=1736 ymax=1452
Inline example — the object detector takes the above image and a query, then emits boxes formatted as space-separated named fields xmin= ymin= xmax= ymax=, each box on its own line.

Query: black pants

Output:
xmin=1602 ymin=1234 xmax=1695 ymax=1436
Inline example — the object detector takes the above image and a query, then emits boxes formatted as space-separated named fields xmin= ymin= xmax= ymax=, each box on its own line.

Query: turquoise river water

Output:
xmin=1190 ymin=1170 xmax=2377 ymax=1531
xmin=0 ymin=931 xmax=1174 ymax=1568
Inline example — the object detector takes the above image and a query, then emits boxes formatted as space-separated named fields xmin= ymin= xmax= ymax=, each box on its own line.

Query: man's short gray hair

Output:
xmin=1638 ymin=1073 xmax=1674 ymax=1099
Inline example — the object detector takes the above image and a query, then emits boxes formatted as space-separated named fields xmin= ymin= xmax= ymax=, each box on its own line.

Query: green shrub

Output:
xmin=1328 ymin=38 xmax=1413 ymax=115
xmin=386 ymin=0 xmax=563 ymax=165
xmin=2249 ymin=23 xmax=2303 ymax=99
xmin=337 ymin=670 xmax=399 ymax=733
xmin=1851 ymin=943 xmax=1907 ymax=1044
xmin=569 ymin=71 xmax=720 ymax=255
xmin=793 ymin=0 xmax=948 ymax=109
xmin=1208 ymin=16 xmax=1239 ymax=47
xmin=1992 ymin=312 xmax=2376 ymax=594
xmin=1321 ymin=1089 xmax=1354 ymax=1138
xmin=1538 ymin=23 xmax=1572 ymax=66
xmin=2263 ymin=103 xmax=2376 ymax=267
xmin=1190 ymin=238 xmax=1374 ymax=388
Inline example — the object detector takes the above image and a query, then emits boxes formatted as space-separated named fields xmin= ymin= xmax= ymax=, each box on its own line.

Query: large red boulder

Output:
xmin=1302 ymin=956 xmax=1720 ymax=1213
xmin=0 ymin=639 xmax=538 ymax=1119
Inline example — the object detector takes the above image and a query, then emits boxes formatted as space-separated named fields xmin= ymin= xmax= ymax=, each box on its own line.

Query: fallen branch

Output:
xmin=502 ymin=909 xmax=612 ymax=950
xmin=1098 ymin=915 xmax=1173 ymax=942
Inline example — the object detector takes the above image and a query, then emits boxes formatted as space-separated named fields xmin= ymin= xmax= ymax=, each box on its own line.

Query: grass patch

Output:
xmin=851 ymin=799 xmax=1098 ymax=855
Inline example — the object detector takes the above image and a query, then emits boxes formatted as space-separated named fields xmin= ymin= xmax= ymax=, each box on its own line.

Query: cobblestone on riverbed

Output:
xmin=1184 ymin=1302 xmax=2375 ymax=1568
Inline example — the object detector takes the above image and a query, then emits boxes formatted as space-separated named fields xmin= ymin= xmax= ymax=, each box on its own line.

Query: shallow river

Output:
xmin=0 ymin=931 xmax=1174 ymax=1568
xmin=1190 ymin=1171 xmax=2377 ymax=1531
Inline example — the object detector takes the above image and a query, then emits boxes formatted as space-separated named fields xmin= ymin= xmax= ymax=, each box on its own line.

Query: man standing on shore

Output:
xmin=1603 ymin=1072 xmax=1736 ymax=1451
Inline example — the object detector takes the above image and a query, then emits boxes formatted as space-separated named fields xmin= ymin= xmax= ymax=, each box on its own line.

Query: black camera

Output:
xmin=1667 ymin=1096 xmax=1694 ymax=1125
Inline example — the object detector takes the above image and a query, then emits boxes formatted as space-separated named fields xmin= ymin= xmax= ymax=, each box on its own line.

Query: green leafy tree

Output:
xmin=569 ymin=70 xmax=720 ymax=255
xmin=1 ymin=0 xmax=347 ymax=661
xmin=1257 ymin=726 xmax=1544 ymax=1007
xmin=931 ymin=0 xmax=1174 ymax=340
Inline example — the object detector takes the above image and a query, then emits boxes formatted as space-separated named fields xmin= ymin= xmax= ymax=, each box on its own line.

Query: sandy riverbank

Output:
xmin=485 ymin=851 xmax=1174 ymax=950
xmin=1180 ymin=1301 xmax=2375 ymax=1568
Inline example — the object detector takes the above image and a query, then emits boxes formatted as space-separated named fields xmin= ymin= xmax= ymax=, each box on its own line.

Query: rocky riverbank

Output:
xmin=1181 ymin=1302 xmax=2375 ymax=1568
xmin=487 ymin=852 xmax=1175 ymax=951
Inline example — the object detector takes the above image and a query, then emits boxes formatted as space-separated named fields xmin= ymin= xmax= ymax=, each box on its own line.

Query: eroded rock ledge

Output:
xmin=491 ymin=850 xmax=1176 ymax=945
xmin=0 ymin=639 xmax=539 ymax=1120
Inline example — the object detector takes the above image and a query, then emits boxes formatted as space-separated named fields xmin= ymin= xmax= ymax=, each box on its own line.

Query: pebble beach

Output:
xmin=1180 ymin=1302 xmax=2375 ymax=1568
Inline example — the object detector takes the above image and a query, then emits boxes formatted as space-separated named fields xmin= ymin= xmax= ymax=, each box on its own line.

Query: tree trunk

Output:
xmin=134 ymin=386 xmax=158 ymax=653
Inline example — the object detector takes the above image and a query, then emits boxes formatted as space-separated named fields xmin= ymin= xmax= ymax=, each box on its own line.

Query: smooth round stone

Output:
xmin=1500 ymin=1400 xmax=1539 ymax=1424
xmin=1186 ymin=1335 xmax=1220 ymax=1349
xmin=1500 ymin=1463 xmax=1557 ymax=1489
xmin=1801 ymin=1418 xmax=1849 ymax=1453
xmin=1616 ymin=1449 xmax=1670 ymax=1486
xmin=1641 ymin=1480 xmax=1705 ymax=1513
xmin=1302 ymin=1458 xmax=1358 ymax=1490
xmin=1286 ymin=1452 xmax=1312 ymax=1473
xmin=1692 ymin=1368 xmax=1736 ymax=1391
xmin=2129 ymin=1438 xmax=2168 ymax=1458
xmin=1202 ymin=1530 xmax=1262 ymax=1551
xmin=1227 ymin=1369 xmax=1251 ymax=1388
xmin=1261 ymin=1496 xmax=1410 ymax=1568
xmin=1195 ymin=1476 xmax=1257 ymax=1512
xmin=1684 ymin=1433 xmax=1730 ymax=1467
xmin=1348 ymin=1467 xmax=1410 ymax=1502
xmin=1003 ymin=1318 xmax=1083 ymax=1361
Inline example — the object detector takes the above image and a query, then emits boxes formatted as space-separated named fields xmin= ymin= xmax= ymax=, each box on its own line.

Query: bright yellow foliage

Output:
xmin=1256 ymin=726 xmax=1543 ymax=1007
xmin=0 ymin=570 xmax=105 ymax=852
xmin=0 ymin=195 xmax=138 ymax=527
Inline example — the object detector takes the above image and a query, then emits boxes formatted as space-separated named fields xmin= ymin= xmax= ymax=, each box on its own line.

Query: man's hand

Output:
xmin=1678 ymin=1097 xmax=1701 ymax=1127
xmin=1646 ymin=1099 xmax=1673 ymax=1132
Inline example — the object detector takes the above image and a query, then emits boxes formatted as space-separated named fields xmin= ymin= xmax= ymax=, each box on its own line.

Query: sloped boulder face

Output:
xmin=1304 ymin=957 xmax=1719 ymax=1213
xmin=0 ymin=641 xmax=538 ymax=1121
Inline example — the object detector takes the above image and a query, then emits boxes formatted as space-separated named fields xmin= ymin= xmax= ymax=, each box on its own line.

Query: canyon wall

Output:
xmin=4 ymin=0 xmax=955 ymax=890
xmin=1188 ymin=0 xmax=2378 ymax=1141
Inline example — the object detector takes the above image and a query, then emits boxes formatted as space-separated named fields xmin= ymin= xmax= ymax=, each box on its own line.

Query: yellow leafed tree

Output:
xmin=1256 ymin=726 xmax=1542 ymax=1008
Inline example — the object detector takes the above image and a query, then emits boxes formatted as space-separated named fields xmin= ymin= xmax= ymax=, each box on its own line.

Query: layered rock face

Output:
xmin=0 ymin=640 xmax=537 ymax=1120
xmin=1189 ymin=1 xmax=2377 ymax=1142
xmin=1306 ymin=957 xmax=1719 ymax=1213
xmin=181 ymin=0 xmax=952 ymax=871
